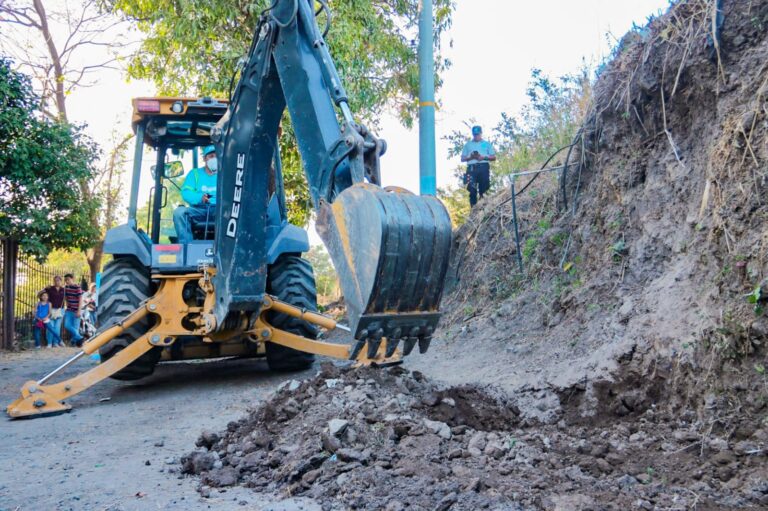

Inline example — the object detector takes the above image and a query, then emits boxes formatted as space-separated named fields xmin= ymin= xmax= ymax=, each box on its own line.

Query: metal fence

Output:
xmin=0 ymin=241 xmax=91 ymax=348
xmin=0 ymin=239 xmax=14 ymax=349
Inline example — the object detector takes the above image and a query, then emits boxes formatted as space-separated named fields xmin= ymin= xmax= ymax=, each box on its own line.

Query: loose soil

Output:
xmin=4 ymin=1 xmax=768 ymax=510
xmin=182 ymin=364 xmax=767 ymax=510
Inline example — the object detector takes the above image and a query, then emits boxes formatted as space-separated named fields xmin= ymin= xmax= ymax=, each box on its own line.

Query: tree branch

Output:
xmin=0 ymin=6 xmax=42 ymax=29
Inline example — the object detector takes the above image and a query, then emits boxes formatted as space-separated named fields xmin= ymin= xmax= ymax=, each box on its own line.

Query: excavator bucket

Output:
xmin=317 ymin=184 xmax=452 ymax=358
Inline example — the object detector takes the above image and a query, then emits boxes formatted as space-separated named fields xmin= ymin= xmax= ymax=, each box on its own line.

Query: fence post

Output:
xmin=510 ymin=177 xmax=524 ymax=274
xmin=1 ymin=238 xmax=19 ymax=350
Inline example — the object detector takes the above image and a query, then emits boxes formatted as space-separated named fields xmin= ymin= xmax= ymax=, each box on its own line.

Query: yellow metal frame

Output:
xmin=7 ymin=272 xmax=400 ymax=419
xmin=130 ymin=96 xmax=229 ymax=129
xmin=252 ymin=296 xmax=400 ymax=364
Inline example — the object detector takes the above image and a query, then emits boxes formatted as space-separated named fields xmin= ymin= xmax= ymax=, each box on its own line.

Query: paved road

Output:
xmin=0 ymin=348 xmax=321 ymax=511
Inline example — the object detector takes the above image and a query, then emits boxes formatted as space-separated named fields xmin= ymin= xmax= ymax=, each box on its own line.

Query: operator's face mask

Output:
xmin=206 ymin=157 xmax=218 ymax=172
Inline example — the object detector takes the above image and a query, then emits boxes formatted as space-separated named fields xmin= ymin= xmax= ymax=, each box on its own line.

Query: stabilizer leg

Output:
xmin=7 ymin=333 xmax=155 ymax=419
xmin=7 ymin=275 xmax=204 ymax=419
xmin=6 ymin=302 xmax=151 ymax=419
xmin=253 ymin=296 xmax=402 ymax=366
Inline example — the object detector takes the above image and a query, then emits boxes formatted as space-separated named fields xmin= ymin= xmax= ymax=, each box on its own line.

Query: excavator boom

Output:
xmin=211 ymin=0 xmax=452 ymax=355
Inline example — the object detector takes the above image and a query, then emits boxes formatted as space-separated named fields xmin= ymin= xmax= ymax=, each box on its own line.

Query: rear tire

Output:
xmin=97 ymin=257 xmax=162 ymax=380
xmin=265 ymin=255 xmax=318 ymax=372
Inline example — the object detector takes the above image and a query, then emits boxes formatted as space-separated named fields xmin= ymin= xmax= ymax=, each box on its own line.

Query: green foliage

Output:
xmin=45 ymin=249 xmax=89 ymax=269
xmin=520 ymin=214 xmax=552 ymax=263
xmin=611 ymin=239 xmax=627 ymax=262
xmin=747 ymin=285 xmax=764 ymax=315
xmin=551 ymin=231 xmax=568 ymax=247
xmin=304 ymin=244 xmax=339 ymax=303
xmin=437 ymin=186 xmax=470 ymax=227
xmin=0 ymin=57 xmax=100 ymax=259
xmin=110 ymin=0 xmax=455 ymax=226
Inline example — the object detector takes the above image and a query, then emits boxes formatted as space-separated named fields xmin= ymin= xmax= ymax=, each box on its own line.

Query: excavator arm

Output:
xmin=210 ymin=0 xmax=452 ymax=357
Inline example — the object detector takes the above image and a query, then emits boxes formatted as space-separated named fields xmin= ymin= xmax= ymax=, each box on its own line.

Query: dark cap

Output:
xmin=471 ymin=125 xmax=482 ymax=135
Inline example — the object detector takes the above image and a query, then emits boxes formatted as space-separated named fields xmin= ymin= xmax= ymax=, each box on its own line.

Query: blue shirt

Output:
xmin=181 ymin=167 xmax=217 ymax=206
xmin=36 ymin=302 xmax=50 ymax=320
xmin=461 ymin=140 xmax=496 ymax=165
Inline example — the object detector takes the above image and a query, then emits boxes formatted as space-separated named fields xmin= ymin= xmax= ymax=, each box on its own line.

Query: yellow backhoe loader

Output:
xmin=7 ymin=0 xmax=451 ymax=418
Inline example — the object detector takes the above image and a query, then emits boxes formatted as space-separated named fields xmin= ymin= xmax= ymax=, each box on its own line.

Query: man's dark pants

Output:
xmin=173 ymin=205 xmax=216 ymax=243
xmin=466 ymin=162 xmax=490 ymax=207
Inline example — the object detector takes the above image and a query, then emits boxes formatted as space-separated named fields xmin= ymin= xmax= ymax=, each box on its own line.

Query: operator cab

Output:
xmin=101 ymin=96 xmax=310 ymax=275
xmin=126 ymin=97 xmax=226 ymax=272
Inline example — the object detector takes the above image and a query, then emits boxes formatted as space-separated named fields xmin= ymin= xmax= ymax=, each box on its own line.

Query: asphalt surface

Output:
xmin=0 ymin=348 xmax=322 ymax=511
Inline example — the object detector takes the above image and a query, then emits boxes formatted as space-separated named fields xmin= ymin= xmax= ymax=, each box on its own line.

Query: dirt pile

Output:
xmin=181 ymin=364 xmax=768 ymax=510
xmin=419 ymin=0 xmax=768 ymax=426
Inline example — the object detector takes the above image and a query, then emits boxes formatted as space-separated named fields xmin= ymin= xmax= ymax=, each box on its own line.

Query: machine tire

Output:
xmin=97 ymin=257 xmax=162 ymax=380
xmin=265 ymin=255 xmax=318 ymax=372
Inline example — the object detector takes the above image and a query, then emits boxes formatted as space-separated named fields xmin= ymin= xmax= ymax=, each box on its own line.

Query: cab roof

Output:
xmin=131 ymin=97 xmax=228 ymax=149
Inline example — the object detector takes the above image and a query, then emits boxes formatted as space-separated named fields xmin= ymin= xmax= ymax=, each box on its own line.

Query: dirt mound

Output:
xmin=416 ymin=0 xmax=768 ymax=427
xmin=181 ymin=364 xmax=768 ymax=510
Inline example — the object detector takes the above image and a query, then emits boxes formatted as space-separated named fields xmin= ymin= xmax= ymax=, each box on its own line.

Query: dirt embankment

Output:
xmin=422 ymin=0 xmax=768 ymax=427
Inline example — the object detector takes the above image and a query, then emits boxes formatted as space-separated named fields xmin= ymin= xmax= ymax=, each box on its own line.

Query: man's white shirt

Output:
xmin=461 ymin=140 xmax=496 ymax=165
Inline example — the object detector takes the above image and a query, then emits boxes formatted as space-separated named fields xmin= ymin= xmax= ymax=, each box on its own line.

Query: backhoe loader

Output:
xmin=7 ymin=0 xmax=451 ymax=418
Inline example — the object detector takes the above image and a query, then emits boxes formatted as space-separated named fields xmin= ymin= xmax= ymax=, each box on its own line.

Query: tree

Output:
xmin=0 ymin=57 xmax=99 ymax=258
xmin=304 ymin=245 xmax=340 ymax=303
xmin=445 ymin=68 xmax=592 ymax=185
xmin=437 ymin=186 xmax=470 ymax=227
xmin=109 ymin=0 xmax=455 ymax=225
xmin=0 ymin=0 xmax=134 ymax=275
xmin=0 ymin=0 xmax=127 ymax=122
xmin=85 ymin=132 xmax=132 ymax=275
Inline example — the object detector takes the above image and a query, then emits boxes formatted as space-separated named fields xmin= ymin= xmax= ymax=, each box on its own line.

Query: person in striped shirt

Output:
xmin=63 ymin=273 xmax=84 ymax=347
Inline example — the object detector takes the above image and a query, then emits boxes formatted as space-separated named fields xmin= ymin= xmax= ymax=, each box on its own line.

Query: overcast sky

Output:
xmin=58 ymin=0 xmax=670 ymax=240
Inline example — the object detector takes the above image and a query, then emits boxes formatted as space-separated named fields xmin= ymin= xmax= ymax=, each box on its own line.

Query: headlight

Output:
xmin=171 ymin=101 xmax=184 ymax=113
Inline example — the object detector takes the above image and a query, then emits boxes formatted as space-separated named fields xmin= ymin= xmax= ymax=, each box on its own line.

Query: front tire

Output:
xmin=265 ymin=255 xmax=318 ymax=372
xmin=97 ymin=257 xmax=162 ymax=380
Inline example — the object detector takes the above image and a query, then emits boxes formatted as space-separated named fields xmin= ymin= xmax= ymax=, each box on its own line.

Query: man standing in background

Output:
xmin=63 ymin=273 xmax=84 ymax=347
xmin=44 ymin=276 xmax=65 ymax=347
xmin=461 ymin=126 xmax=496 ymax=207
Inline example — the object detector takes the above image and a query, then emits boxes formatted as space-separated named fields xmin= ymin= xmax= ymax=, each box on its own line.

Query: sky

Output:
xmin=378 ymin=0 xmax=669 ymax=192
xmin=15 ymin=0 xmax=670 ymax=243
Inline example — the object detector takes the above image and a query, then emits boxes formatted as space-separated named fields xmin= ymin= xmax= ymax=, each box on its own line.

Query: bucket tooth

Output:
xmin=384 ymin=337 xmax=400 ymax=358
xmin=402 ymin=337 xmax=418 ymax=356
xmin=418 ymin=336 xmax=432 ymax=354
xmin=366 ymin=337 xmax=382 ymax=360
xmin=349 ymin=339 xmax=366 ymax=360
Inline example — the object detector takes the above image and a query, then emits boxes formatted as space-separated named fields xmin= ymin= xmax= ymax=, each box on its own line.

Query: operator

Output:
xmin=173 ymin=145 xmax=218 ymax=243
xmin=461 ymin=126 xmax=496 ymax=207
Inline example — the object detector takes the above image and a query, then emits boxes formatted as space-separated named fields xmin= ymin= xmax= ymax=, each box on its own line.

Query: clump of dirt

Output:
xmin=182 ymin=364 xmax=768 ymax=510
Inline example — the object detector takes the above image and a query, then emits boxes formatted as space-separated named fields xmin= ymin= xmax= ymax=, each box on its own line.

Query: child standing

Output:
xmin=34 ymin=291 xmax=51 ymax=349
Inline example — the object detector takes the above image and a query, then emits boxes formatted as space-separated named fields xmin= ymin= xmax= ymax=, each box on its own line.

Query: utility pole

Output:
xmin=418 ymin=0 xmax=436 ymax=196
